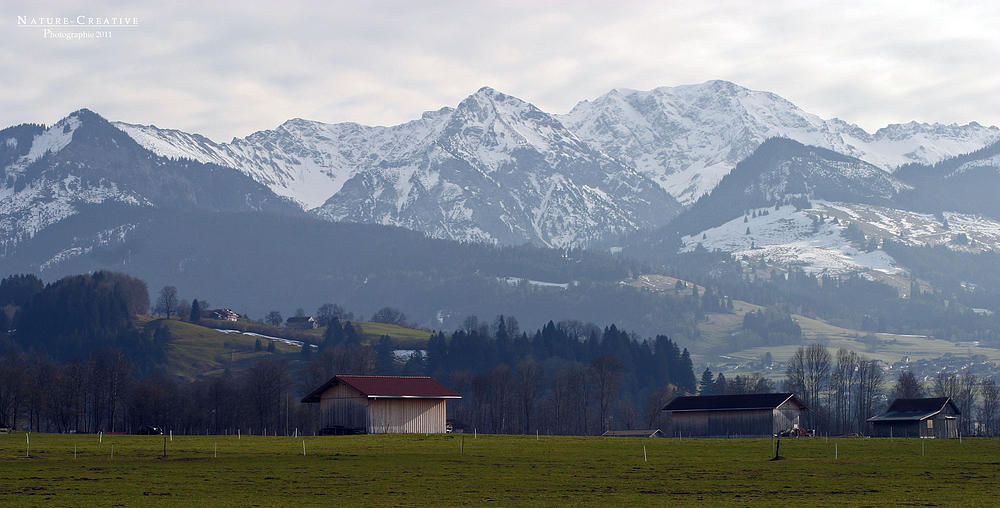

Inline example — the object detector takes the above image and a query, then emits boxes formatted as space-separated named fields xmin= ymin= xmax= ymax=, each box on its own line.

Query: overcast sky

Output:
xmin=3 ymin=0 xmax=998 ymax=142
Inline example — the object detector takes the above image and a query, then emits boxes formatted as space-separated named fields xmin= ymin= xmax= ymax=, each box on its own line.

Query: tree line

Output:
xmin=699 ymin=343 xmax=1000 ymax=437
xmin=1 ymin=270 xmax=698 ymax=436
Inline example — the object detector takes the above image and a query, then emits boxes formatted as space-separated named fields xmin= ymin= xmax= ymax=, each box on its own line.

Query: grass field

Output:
xmin=3 ymin=432 xmax=1000 ymax=507
xmin=136 ymin=317 xmax=435 ymax=380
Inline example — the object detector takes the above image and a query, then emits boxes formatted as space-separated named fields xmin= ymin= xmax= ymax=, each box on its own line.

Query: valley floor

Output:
xmin=2 ymin=433 xmax=999 ymax=507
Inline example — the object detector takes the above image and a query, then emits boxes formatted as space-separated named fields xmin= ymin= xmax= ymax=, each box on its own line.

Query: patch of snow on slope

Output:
xmin=682 ymin=200 xmax=1000 ymax=276
xmin=39 ymin=247 xmax=90 ymax=272
xmin=214 ymin=329 xmax=317 ymax=348
xmin=0 ymin=175 xmax=140 ymax=252
xmin=501 ymin=277 xmax=571 ymax=289
xmin=24 ymin=115 xmax=81 ymax=163
xmin=681 ymin=202 xmax=901 ymax=276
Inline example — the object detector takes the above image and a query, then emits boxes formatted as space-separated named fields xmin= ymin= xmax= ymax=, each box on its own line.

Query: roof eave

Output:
xmin=368 ymin=395 xmax=463 ymax=399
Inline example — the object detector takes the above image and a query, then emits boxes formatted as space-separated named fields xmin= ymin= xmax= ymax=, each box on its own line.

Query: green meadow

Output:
xmin=2 ymin=433 xmax=1000 ymax=507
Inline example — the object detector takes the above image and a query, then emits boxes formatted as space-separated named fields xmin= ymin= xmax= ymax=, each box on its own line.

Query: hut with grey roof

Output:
xmin=661 ymin=393 xmax=809 ymax=438
xmin=868 ymin=397 xmax=960 ymax=438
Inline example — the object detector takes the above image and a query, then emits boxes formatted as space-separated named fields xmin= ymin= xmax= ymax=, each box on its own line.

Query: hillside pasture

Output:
xmin=1 ymin=433 xmax=999 ymax=507
xmin=139 ymin=318 xmax=434 ymax=380
xmin=690 ymin=296 xmax=1000 ymax=374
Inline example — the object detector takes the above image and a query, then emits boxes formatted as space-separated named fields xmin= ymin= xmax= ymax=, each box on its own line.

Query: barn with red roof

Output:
xmin=302 ymin=375 xmax=461 ymax=434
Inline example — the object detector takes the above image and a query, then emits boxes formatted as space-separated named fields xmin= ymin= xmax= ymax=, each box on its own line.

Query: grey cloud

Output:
xmin=1 ymin=0 xmax=997 ymax=142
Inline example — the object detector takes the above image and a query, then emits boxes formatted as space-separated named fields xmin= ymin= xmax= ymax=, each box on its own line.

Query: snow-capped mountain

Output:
xmin=559 ymin=80 xmax=1000 ymax=205
xmin=9 ymin=81 xmax=1000 ymax=253
xmin=119 ymin=88 xmax=680 ymax=248
xmin=665 ymin=138 xmax=912 ymax=239
xmin=0 ymin=109 xmax=300 ymax=260
xmin=665 ymin=138 xmax=1000 ymax=280
xmin=315 ymin=87 xmax=677 ymax=247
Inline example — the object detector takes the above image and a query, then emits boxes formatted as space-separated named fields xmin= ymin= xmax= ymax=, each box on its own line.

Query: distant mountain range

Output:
xmin=106 ymin=80 xmax=997 ymax=248
xmin=3 ymin=80 xmax=1000 ymax=327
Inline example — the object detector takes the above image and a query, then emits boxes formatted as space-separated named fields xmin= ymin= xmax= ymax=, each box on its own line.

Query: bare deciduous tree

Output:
xmin=979 ymin=378 xmax=1000 ymax=437
xmin=589 ymin=354 xmax=623 ymax=434
xmin=371 ymin=307 xmax=406 ymax=326
xmin=854 ymin=358 xmax=885 ymax=434
xmin=154 ymin=286 xmax=179 ymax=319
xmin=830 ymin=348 xmax=860 ymax=434
xmin=784 ymin=344 xmax=831 ymax=430
xmin=514 ymin=359 xmax=544 ymax=434
xmin=645 ymin=385 xmax=678 ymax=430
xmin=243 ymin=356 xmax=290 ymax=432
xmin=265 ymin=310 xmax=283 ymax=327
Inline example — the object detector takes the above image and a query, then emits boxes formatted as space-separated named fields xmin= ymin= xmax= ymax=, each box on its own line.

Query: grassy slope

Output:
xmin=141 ymin=317 xmax=433 ymax=380
xmin=625 ymin=275 xmax=1000 ymax=371
xmin=701 ymin=302 xmax=1000 ymax=367
xmin=2 ymin=433 xmax=1000 ymax=507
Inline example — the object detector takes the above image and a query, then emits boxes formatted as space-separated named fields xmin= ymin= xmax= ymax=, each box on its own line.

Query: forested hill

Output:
xmin=0 ymin=271 xmax=166 ymax=370
xmin=894 ymin=138 xmax=1000 ymax=219
xmin=3 ymin=206 xmax=647 ymax=332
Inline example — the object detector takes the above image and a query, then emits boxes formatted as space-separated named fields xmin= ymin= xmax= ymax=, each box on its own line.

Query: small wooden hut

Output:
xmin=868 ymin=397 xmax=960 ymax=438
xmin=662 ymin=393 xmax=809 ymax=437
xmin=302 ymin=375 xmax=460 ymax=434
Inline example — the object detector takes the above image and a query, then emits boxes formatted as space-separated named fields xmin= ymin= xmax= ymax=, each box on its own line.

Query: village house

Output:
xmin=302 ymin=375 xmax=461 ymax=434
xmin=203 ymin=308 xmax=240 ymax=321
xmin=662 ymin=393 xmax=809 ymax=438
xmin=868 ymin=397 xmax=961 ymax=438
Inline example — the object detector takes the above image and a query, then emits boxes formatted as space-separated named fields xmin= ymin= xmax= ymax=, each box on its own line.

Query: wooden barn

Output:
xmin=868 ymin=397 xmax=960 ymax=438
xmin=301 ymin=375 xmax=461 ymax=434
xmin=662 ymin=393 xmax=809 ymax=438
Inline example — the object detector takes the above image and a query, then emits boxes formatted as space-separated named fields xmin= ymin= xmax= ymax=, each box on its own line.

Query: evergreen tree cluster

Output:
xmin=741 ymin=308 xmax=802 ymax=345
xmin=427 ymin=319 xmax=696 ymax=401
xmin=6 ymin=271 xmax=162 ymax=367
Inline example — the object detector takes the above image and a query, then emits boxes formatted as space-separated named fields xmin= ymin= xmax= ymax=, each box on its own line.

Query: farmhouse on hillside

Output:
xmin=302 ymin=375 xmax=461 ymax=434
xmin=204 ymin=308 xmax=240 ymax=321
xmin=868 ymin=397 xmax=960 ymax=438
xmin=662 ymin=393 xmax=809 ymax=438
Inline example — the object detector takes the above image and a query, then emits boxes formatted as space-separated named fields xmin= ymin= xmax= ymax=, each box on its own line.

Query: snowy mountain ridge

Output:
xmin=312 ymin=87 xmax=678 ymax=247
xmin=0 ymin=109 xmax=302 ymax=260
xmin=7 ymin=81 xmax=999 ymax=251
xmin=116 ymin=81 xmax=998 ymax=219
xmin=559 ymin=80 xmax=1000 ymax=205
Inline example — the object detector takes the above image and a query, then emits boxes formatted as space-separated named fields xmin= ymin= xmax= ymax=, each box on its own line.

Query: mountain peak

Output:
xmin=464 ymin=86 xmax=521 ymax=107
xmin=64 ymin=108 xmax=113 ymax=128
